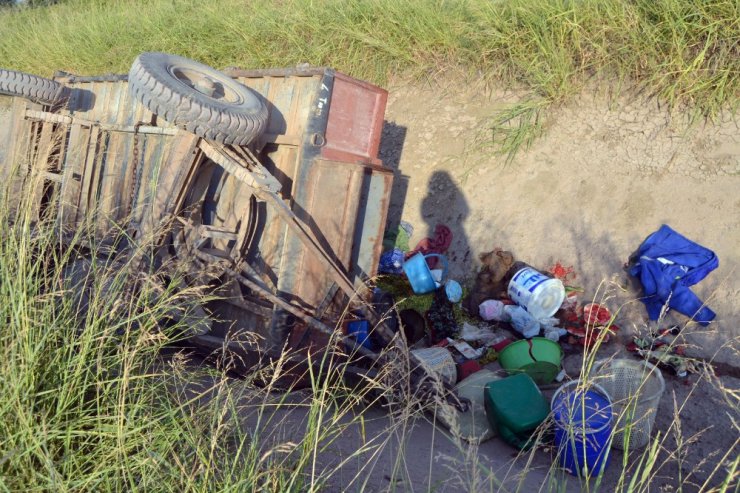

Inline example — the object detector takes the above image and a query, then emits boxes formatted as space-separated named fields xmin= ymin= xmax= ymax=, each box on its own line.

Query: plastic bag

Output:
xmin=504 ymin=305 xmax=540 ymax=338
xmin=543 ymin=327 xmax=567 ymax=341
xmin=436 ymin=369 xmax=501 ymax=444
xmin=479 ymin=299 xmax=509 ymax=322
xmin=460 ymin=322 xmax=495 ymax=342
xmin=445 ymin=279 xmax=463 ymax=303
xmin=538 ymin=317 xmax=560 ymax=328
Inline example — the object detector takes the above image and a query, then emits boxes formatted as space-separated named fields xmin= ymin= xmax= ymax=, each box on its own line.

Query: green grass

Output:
xmin=0 ymin=0 xmax=738 ymax=156
xmin=0 ymin=155 xmax=402 ymax=491
xmin=0 ymin=1 xmax=739 ymax=490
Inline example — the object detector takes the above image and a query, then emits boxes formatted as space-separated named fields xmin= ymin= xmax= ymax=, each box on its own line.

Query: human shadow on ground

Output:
xmin=418 ymin=170 xmax=471 ymax=278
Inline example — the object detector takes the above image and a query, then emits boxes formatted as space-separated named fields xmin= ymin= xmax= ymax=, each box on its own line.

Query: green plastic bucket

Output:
xmin=499 ymin=337 xmax=563 ymax=385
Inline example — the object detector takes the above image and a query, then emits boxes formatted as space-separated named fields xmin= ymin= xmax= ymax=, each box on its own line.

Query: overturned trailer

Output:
xmin=0 ymin=54 xmax=468 ymax=410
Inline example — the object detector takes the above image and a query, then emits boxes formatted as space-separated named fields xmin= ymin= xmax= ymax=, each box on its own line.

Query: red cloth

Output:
xmin=406 ymin=224 xmax=453 ymax=269
xmin=457 ymin=360 xmax=481 ymax=381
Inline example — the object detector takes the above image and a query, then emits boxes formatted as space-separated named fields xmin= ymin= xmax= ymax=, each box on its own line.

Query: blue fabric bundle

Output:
xmin=628 ymin=225 xmax=718 ymax=325
xmin=378 ymin=248 xmax=405 ymax=274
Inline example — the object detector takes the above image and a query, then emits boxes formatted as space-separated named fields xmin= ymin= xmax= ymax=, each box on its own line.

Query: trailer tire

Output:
xmin=128 ymin=52 xmax=267 ymax=146
xmin=0 ymin=69 xmax=70 ymax=106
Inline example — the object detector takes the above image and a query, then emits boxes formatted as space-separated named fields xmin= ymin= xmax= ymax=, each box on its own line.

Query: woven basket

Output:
xmin=592 ymin=359 xmax=665 ymax=450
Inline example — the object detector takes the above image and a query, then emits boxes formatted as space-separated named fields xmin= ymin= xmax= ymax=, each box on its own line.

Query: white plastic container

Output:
xmin=507 ymin=267 xmax=565 ymax=319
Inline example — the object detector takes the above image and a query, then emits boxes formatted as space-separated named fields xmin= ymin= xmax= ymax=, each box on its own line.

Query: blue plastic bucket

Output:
xmin=347 ymin=320 xmax=374 ymax=350
xmin=403 ymin=253 xmax=448 ymax=294
xmin=552 ymin=381 xmax=613 ymax=477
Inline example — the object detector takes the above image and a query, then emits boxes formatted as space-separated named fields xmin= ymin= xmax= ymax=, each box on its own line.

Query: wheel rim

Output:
xmin=168 ymin=65 xmax=244 ymax=104
xmin=173 ymin=161 xmax=260 ymax=283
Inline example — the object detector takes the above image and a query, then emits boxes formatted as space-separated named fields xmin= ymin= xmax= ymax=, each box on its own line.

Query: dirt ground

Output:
xmin=180 ymin=356 xmax=737 ymax=492
xmin=182 ymin=79 xmax=738 ymax=493
xmin=380 ymin=78 xmax=739 ymax=365
xmin=363 ymin=78 xmax=740 ymax=492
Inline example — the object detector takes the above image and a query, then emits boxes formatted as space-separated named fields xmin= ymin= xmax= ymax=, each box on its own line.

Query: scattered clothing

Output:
xmin=399 ymin=308 xmax=426 ymax=345
xmin=406 ymin=224 xmax=452 ymax=269
xmin=628 ymin=224 xmax=718 ymax=325
xmin=398 ymin=220 xmax=414 ymax=239
xmin=382 ymin=223 xmax=411 ymax=252
xmin=378 ymin=248 xmax=405 ymax=274
xmin=457 ymin=360 xmax=482 ymax=381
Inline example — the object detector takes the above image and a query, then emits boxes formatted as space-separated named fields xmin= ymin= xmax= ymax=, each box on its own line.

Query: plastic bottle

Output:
xmin=504 ymin=305 xmax=540 ymax=338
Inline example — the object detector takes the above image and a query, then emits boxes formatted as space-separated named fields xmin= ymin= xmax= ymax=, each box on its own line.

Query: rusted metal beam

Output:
xmin=198 ymin=140 xmax=281 ymax=193
xmin=215 ymin=258 xmax=379 ymax=361
xmin=24 ymin=110 xmax=177 ymax=135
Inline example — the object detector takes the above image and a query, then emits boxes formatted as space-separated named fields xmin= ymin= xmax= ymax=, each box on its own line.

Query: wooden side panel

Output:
xmin=136 ymin=132 xmax=200 ymax=241
xmin=236 ymin=74 xmax=317 ymax=147
xmin=0 ymin=98 xmax=35 ymax=216
xmin=59 ymin=124 xmax=92 ymax=229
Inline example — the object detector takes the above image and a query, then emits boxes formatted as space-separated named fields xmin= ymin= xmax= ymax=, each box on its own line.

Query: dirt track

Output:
xmin=370 ymin=79 xmax=739 ymax=491
xmin=380 ymin=79 xmax=739 ymax=366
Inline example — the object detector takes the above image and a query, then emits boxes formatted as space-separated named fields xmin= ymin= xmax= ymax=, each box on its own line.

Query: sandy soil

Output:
xmin=174 ymin=80 xmax=738 ymax=492
xmin=367 ymin=78 xmax=740 ymax=492
xmin=380 ymin=79 xmax=739 ymax=365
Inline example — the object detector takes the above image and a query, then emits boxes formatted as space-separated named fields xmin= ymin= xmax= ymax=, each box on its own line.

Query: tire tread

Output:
xmin=127 ymin=52 xmax=267 ymax=146
xmin=0 ymin=68 xmax=70 ymax=106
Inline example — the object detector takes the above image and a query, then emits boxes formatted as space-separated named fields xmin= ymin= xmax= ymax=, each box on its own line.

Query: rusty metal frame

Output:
xmin=1 ymin=66 xmax=469 ymax=411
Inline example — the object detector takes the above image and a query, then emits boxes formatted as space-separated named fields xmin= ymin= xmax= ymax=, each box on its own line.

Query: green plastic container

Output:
xmin=499 ymin=337 xmax=563 ymax=385
xmin=484 ymin=373 xmax=550 ymax=450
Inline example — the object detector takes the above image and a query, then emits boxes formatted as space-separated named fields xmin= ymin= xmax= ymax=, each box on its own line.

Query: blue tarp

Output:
xmin=628 ymin=225 xmax=718 ymax=325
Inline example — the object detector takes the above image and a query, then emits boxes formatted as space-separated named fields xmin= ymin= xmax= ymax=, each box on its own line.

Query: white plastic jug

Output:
xmin=507 ymin=267 xmax=565 ymax=320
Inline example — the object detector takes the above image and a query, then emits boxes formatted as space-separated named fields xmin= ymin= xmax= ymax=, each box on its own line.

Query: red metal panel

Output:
xmin=322 ymin=72 xmax=387 ymax=166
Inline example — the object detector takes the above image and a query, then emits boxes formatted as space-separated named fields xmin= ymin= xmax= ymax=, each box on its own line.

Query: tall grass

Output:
xmin=0 ymin=144 xmax=411 ymax=491
xmin=0 ymin=136 xmax=738 ymax=490
xmin=0 ymin=0 xmax=738 ymax=156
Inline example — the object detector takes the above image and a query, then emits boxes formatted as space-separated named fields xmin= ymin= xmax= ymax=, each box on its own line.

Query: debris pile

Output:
xmin=372 ymin=222 xmax=719 ymax=476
